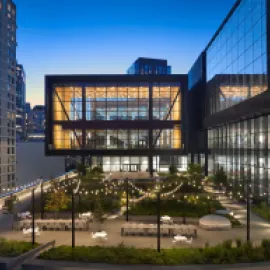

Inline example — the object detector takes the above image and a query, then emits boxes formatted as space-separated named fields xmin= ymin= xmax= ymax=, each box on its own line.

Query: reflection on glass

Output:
xmin=206 ymin=0 xmax=268 ymax=114
xmin=153 ymin=83 xmax=181 ymax=120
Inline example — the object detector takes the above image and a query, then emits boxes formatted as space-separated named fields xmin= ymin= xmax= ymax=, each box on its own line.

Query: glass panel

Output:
xmin=206 ymin=0 xmax=268 ymax=114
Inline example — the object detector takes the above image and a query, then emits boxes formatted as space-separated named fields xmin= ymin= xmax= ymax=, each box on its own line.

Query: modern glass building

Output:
xmin=45 ymin=75 xmax=187 ymax=173
xmin=189 ymin=0 xmax=270 ymax=200
xmin=127 ymin=58 xmax=172 ymax=75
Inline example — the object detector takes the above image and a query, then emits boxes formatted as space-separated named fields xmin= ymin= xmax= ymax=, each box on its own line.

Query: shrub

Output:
xmin=91 ymin=166 xmax=104 ymax=174
xmin=0 ymin=238 xmax=38 ymax=257
xmin=236 ymin=238 xmax=242 ymax=248
xmin=262 ymin=239 xmax=270 ymax=259
xmin=222 ymin=240 xmax=232 ymax=249
xmin=169 ymin=165 xmax=178 ymax=175
xmin=129 ymin=197 xmax=224 ymax=218
xmin=40 ymin=240 xmax=270 ymax=265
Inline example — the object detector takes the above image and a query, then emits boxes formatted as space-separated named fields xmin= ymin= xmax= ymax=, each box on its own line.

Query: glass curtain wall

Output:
xmin=52 ymin=83 xmax=182 ymax=151
xmin=208 ymin=115 xmax=270 ymax=200
xmin=85 ymin=84 xmax=149 ymax=121
xmin=206 ymin=0 xmax=268 ymax=114
xmin=86 ymin=130 xmax=149 ymax=149
xmin=91 ymin=155 xmax=188 ymax=172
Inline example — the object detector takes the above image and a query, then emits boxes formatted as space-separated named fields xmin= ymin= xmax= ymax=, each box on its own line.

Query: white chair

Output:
xmin=22 ymin=228 xmax=30 ymax=236
xmin=185 ymin=237 xmax=193 ymax=244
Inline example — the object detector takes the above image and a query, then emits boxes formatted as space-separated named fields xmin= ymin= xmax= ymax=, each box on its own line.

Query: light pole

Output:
xmin=71 ymin=189 xmax=75 ymax=248
xmin=32 ymin=188 xmax=35 ymax=246
xmin=157 ymin=190 xmax=161 ymax=252
xmin=155 ymin=178 xmax=161 ymax=252
xmin=31 ymin=180 xmax=42 ymax=246
xmin=71 ymin=179 xmax=81 ymax=248
xmin=246 ymin=177 xmax=251 ymax=242
xmin=125 ymin=178 xmax=129 ymax=222
xmin=40 ymin=177 xmax=44 ymax=219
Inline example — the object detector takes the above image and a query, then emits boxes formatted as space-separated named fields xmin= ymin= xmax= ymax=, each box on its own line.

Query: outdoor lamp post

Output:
xmin=125 ymin=178 xmax=129 ymax=222
xmin=40 ymin=177 xmax=44 ymax=219
xmin=246 ymin=178 xmax=251 ymax=242
xmin=155 ymin=179 xmax=161 ymax=253
xmin=71 ymin=189 xmax=75 ymax=248
xmin=31 ymin=188 xmax=35 ymax=246
xmin=71 ymin=179 xmax=81 ymax=248
xmin=31 ymin=180 xmax=42 ymax=246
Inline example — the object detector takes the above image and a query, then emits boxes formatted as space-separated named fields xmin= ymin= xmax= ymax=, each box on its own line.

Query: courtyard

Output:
xmin=1 ymin=195 xmax=270 ymax=249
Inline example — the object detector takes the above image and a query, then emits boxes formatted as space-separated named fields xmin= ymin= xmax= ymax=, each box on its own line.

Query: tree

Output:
xmin=76 ymin=163 xmax=86 ymax=177
xmin=4 ymin=195 xmax=17 ymax=214
xmin=187 ymin=163 xmax=203 ymax=186
xmin=93 ymin=195 xmax=105 ymax=231
xmin=212 ymin=167 xmax=228 ymax=190
xmin=45 ymin=190 xmax=70 ymax=218
xmin=91 ymin=166 xmax=103 ymax=174
xmin=169 ymin=165 xmax=178 ymax=175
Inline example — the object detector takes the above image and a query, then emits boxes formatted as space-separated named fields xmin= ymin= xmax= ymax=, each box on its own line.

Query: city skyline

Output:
xmin=15 ymin=0 xmax=235 ymax=105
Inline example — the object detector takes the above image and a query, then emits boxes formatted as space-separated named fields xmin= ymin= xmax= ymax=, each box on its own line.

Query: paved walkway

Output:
xmin=218 ymin=195 xmax=269 ymax=228
xmin=1 ymin=218 xmax=270 ymax=248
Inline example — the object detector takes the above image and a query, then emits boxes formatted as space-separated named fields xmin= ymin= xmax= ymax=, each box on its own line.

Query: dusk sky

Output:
xmin=15 ymin=0 xmax=236 ymax=106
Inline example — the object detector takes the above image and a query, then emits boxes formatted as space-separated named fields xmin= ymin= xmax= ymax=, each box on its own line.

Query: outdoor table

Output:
xmin=79 ymin=212 xmax=93 ymax=219
xmin=23 ymin=227 xmax=40 ymax=236
xmin=161 ymin=215 xmax=171 ymax=222
xmin=92 ymin=231 xmax=107 ymax=240
xmin=18 ymin=212 xmax=32 ymax=219
xmin=120 ymin=223 xmax=197 ymax=238
xmin=173 ymin=235 xmax=187 ymax=242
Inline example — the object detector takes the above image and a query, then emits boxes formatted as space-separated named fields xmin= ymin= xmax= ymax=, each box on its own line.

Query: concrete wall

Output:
xmin=16 ymin=142 xmax=65 ymax=186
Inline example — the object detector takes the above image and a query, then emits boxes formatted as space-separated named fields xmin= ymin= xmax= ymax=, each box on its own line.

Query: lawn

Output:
xmin=39 ymin=240 xmax=270 ymax=265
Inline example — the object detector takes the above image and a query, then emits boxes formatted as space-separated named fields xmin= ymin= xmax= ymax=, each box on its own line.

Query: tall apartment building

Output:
xmin=16 ymin=63 xmax=26 ymax=141
xmin=127 ymin=58 xmax=172 ymax=75
xmin=0 ymin=0 xmax=17 ymax=191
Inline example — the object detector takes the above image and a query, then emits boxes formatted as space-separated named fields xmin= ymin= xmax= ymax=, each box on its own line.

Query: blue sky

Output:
xmin=14 ymin=0 xmax=236 ymax=105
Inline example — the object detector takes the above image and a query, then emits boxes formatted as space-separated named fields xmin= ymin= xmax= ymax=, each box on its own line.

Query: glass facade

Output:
xmin=53 ymin=84 xmax=180 ymax=122
xmin=208 ymin=115 xmax=270 ymax=200
xmin=207 ymin=0 xmax=268 ymax=114
xmin=127 ymin=58 xmax=172 ymax=75
xmin=91 ymin=155 xmax=188 ymax=173
xmin=52 ymin=82 xmax=182 ymax=151
xmin=188 ymin=53 xmax=204 ymax=90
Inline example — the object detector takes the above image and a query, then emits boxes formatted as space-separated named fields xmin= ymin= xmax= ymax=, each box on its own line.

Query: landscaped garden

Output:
xmin=32 ymin=163 xmax=241 ymax=227
xmin=0 ymin=238 xmax=38 ymax=257
xmin=42 ymin=166 xmax=122 ymax=219
xmin=39 ymin=239 xmax=270 ymax=265
xmin=128 ymin=196 xmax=223 ymax=217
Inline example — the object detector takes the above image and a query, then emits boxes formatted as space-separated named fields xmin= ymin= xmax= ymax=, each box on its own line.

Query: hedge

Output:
xmin=0 ymin=238 xmax=38 ymax=257
xmin=128 ymin=198 xmax=224 ymax=218
xmin=39 ymin=240 xmax=270 ymax=265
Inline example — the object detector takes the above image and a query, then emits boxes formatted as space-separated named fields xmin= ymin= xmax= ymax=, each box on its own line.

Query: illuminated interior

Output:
xmin=52 ymin=83 xmax=182 ymax=151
